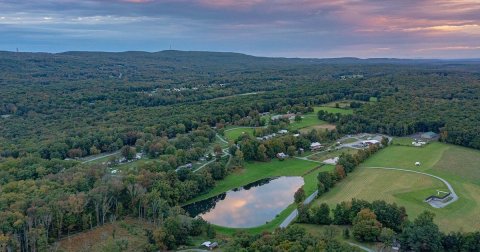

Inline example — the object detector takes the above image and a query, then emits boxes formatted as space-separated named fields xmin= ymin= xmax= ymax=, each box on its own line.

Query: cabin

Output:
xmin=276 ymin=152 xmax=288 ymax=159
xmin=278 ymin=129 xmax=288 ymax=134
xmin=415 ymin=161 xmax=421 ymax=166
xmin=293 ymin=133 xmax=300 ymax=137
xmin=310 ymin=142 xmax=322 ymax=151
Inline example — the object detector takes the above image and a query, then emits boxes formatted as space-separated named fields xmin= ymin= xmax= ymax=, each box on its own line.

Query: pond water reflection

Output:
xmin=184 ymin=176 xmax=304 ymax=228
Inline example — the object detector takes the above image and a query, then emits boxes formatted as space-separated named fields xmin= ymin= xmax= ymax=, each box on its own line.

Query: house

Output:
xmin=361 ymin=140 xmax=380 ymax=146
xmin=277 ymin=152 xmax=288 ymax=159
xmin=278 ymin=129 xmax=288 ymax=134
xmin=415 ymin=161 xmax=421 ymax=166
xmin=201 ymin=241 xmax=218 ymax=250
xmin=421 ymin=131 xmax=438 ymax=139
xmin=310 ymin=142 xmax=322 ymax=151
xmin=293 ymin=133 xmax=300 ymax=137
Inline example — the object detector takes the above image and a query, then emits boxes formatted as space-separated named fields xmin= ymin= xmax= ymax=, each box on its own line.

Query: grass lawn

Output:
xmin=312 ymin=168 xmax=447 ymax=219
xmin=360 ymin=142 xmax=448 ymax=170
xmin=314 ymin=106 xmax=353 ymax=115
xmin=312 ymin=142 xmax=480 ymax=232
xmin=390 ymin=137 xmax=417 ymax=146
xmin=369 ymin=97 xmax=378 ymax=102
xmin=224 ymin=127 xmax=255 ymax=141
xmin=289 ymin=114 xmax=327 ymax=131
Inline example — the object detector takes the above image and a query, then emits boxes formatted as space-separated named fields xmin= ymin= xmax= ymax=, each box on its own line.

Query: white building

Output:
xmin=310 ymin=142 xmax=322 ymax=151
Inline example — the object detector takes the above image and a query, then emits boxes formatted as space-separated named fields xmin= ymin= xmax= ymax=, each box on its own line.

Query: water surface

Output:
xmin=184 ymin=176 xmax=304 ymax=228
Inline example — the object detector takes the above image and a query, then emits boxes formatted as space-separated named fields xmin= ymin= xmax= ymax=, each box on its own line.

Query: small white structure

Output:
xmin=415 ymin=161 xmax=421 ymax=166
xmin=201 ymin=241 xmax=218 ymax=250
xmin=412 ymin=141 xmax=426 ymax=147
xmin=277 ymin=152 xmax=288 ymax=159
xmin=293 ymin=133 xmax=300 ymax=137
xmin=278 ymin=129 xmax=288 ymax=134
xmin=323 ymin=157 xmax=339 ymax=165
xmin=361 ymin=140 xmax=380 ymax=146
xmin=310 ymin=142 xmax=322 ymax=151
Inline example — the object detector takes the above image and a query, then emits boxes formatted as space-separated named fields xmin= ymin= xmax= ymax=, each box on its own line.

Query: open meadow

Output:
xmin=224 ymin=127 xmax=256 ymax=141
xmin=313 ymin=141 xmax=480 ymax=232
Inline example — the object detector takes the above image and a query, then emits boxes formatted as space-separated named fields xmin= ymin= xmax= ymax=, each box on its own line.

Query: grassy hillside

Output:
xmin=312 ymin=141 xmax=480 ymax=232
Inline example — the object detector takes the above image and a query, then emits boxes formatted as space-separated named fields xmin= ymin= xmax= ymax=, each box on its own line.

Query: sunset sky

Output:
xmin=1 ymin=0 xmax=480 ymax=58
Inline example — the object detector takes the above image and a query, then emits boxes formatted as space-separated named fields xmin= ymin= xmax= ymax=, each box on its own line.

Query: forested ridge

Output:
xmin=2 ymin=51 xmax=479 ymax=158
xmin=1 ymin=51 xmax=480 ymax=251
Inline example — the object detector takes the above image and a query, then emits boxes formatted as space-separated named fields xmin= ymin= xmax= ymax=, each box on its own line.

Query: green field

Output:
xmin=289 ymin=114 xmax=327 ymax=130
xmin=314 ymin=106 xmax=354 ymax=115
xmin=224 ymin=127 xmax=256 ymax=141
xmin=369 ymin=97 xmax=378 ymax=102
xmin=312 ymin=141 xmax=480 ymax=232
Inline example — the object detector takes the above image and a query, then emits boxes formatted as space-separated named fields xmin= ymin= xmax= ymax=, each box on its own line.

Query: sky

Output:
xmin=1 ymin=0 xmax=480 ymax=58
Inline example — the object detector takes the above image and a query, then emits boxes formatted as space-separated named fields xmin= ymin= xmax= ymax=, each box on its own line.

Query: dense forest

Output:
xmin=1 ymin=51 xmax=480 ymax=251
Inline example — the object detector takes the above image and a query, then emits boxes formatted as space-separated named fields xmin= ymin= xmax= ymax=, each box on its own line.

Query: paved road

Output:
xmin=365 ymin=166 xmax=459 ymax=208
xmin=193 ymin=134 xmax=231 ymax=173
xmin=216 ymin=133 xmax=229 ymax=144
xmin=81 ymin=151 xmax=120 ymax=164
xmin=279 ymin=190 xmax=319 ymax=228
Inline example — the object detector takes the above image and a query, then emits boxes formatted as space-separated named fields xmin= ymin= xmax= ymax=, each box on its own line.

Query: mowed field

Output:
xmin=313 ymin=141 xmax=480 ymax=232
xmin=224 ymin=127 xmax=256 ymax=141
xmin=288 ymin=114 xmax=328 ymax=131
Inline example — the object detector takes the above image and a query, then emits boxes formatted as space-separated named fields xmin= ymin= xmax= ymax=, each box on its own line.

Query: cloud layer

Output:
xmin=1 ymin=0 xmax=479 ymax=58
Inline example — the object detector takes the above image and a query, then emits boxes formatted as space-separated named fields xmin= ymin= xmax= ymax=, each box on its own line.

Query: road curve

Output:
xmin=279 ymin=190 xmax=319 ymax=228
xmin=364 ymin=166 xmax=459 ymax=208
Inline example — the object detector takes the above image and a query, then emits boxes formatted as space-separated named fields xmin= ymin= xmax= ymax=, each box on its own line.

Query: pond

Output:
xmin=184 ymin=176 xmax=304 ymax=228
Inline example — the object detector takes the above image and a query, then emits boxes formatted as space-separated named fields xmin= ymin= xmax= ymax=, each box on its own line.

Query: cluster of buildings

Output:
xmin=256 ymin=129 xmax=289 ymax=141
xmin=271 ymin=113 xmax=296 ymax=121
